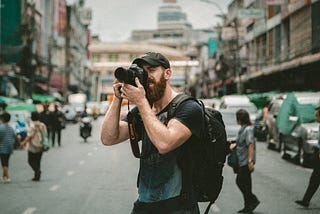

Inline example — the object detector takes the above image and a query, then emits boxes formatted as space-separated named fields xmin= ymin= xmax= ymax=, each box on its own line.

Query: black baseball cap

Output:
xmin=132 ymin=52 xmax=170 ymax=69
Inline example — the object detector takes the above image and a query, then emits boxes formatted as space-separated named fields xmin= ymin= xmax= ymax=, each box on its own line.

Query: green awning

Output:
xmin=32 ymin=94 xmax=55 ymax=103
xmin=6 ymin=103 xmax=36 ymax=112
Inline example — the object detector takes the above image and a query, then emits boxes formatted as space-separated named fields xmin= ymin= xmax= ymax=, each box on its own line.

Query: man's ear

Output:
xmin=165 ymin=68 xmax=171 ymax=79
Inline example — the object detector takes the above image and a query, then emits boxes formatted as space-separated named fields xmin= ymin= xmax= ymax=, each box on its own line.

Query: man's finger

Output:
xmin=135 ymin=77 xmax=142 ymax=87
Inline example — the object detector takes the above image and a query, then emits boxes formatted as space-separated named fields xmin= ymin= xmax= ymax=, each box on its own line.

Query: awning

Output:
xmin=6 ymin=103 xmax=36 ymax=112
xmin=32 ymin=94 xmax=56 ymax=103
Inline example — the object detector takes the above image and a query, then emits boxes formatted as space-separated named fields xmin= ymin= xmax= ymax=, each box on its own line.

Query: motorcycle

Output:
xmin=80 ymin=117 xmax=92 ymax=142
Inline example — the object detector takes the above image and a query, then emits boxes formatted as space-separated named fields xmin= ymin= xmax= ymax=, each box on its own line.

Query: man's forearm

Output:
xmin=248 ymin=143 xmax=254 ymax=162
xmin=100 ymin=97 xmax=124 ymax=145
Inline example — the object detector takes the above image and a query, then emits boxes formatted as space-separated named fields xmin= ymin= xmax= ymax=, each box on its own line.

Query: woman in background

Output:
xmin=233 ymin=109 xmax=260 ymax=213
xmin=0 ymin=112 xmax=18 ymax=183
xmin=20 ymin=112 xmax=47 ymax=181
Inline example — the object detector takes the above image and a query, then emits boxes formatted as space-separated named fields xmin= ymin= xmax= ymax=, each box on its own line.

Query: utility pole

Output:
xmin=233 ymin=18 xmax=242 ymax=94
xmin=20 ymin=0 xmax=36 ymax=98
xmin=64 ymin=5 xmax=71 ymax=96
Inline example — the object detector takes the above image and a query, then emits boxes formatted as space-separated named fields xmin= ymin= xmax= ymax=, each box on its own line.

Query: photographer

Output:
xmin=101 ymin=52 xmax=204 ymax=214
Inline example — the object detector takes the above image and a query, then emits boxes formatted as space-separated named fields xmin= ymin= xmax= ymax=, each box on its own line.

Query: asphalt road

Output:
xmin=0 ymin=116 xmax=319 ymax=214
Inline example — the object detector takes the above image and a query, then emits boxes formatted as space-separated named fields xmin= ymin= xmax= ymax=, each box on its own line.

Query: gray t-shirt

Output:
xmin=236 ymin=125 xmax=256 ymax=167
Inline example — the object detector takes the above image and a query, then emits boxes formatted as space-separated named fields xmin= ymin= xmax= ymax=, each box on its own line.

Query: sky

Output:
xmin=84 ymin=0 xmax=233 ymax=42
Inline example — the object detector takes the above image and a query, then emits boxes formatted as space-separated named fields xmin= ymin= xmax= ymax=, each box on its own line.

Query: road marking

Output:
xmin=79 ymin=160 xmax=85 ymax=165
xmin=87 ymin=152 xmax=92 ymax=156
xmin=22 ymin=207 xmax=36 ymax=214
xmin=67 ymin=171 xmax=75 ymax=176
xmin=49 ymin=185 xmax=60 ymax=191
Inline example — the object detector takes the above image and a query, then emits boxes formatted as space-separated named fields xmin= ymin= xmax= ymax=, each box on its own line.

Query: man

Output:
xmin=295 ymin=104 xmax=320 ymax=208
xmin=101 ymin=52 xmax=204 ymax=214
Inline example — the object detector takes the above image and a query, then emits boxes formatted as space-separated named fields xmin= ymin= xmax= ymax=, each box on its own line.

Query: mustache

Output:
xmin=147 ymin=78 xmax=155 ymax=84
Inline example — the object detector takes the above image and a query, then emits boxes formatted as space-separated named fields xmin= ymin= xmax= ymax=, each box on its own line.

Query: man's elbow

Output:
xmin=157 ymin=143 xmax=172 ymax=155
xmin=100 ymin=135 xmax=116 ymax=146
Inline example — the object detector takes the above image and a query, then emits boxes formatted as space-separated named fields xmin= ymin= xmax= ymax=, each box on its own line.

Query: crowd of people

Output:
xmin=0 ymin=101 xmax=66 ymax=183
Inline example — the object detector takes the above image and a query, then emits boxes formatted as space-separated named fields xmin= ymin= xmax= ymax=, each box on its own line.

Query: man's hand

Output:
xmin=121 ymin=78 xmax=146 ymax=104
xmin=113 ymin=79 xmax=123 ymax=99
xmin=248 ymin=162 xmax=254 ymax=172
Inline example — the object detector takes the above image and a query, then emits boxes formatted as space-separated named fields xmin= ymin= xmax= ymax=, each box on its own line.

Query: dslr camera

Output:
xmin=114 ymin=64 xmax=148 ymax=89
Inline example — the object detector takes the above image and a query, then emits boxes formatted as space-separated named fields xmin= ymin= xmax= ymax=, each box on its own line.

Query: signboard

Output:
xmin=221 ymin=27 xmax=246 ymax=41
xmin=238 ymin=9 xmax=264 ymax=18
xmin=208 ymin=38 xmax=218 ymax=58
xmin=266 ymin=0 xmax=284 ymax=5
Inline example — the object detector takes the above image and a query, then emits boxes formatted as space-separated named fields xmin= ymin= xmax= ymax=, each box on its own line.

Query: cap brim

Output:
xmin=132 ymin=58 xmax=162 ymax=68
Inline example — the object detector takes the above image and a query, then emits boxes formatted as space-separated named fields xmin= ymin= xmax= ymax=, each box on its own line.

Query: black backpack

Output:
xmin=167 ymin=94 xmax=229 ymax=214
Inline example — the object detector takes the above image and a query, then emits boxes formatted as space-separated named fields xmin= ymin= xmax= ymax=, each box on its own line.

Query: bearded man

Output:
xmin=101 ymin=52 xmax=204 ymax=214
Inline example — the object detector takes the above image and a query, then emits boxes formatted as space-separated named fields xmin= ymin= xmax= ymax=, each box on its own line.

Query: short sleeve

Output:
xmin=245 ymin=126 xmax=255 ymax=145
xmin=172 ymin=100 xmax=204 ymax=139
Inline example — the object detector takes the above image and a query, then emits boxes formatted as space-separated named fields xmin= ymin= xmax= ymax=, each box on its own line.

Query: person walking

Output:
xmin=20 ymin=111 xmax=47 ymax=181
xmin=39 ymin=103 xmax=51 ymax=139
xmin=0 ymin=112 xmax=18 ymax=183
xmin=232 ymin=109 xmax=260 ymax=213
xmin=49 ymin=104 xmax=64 ymax=147
xmin=295 ymin=105 xmax=320 ymax=208
xmin=100 ymin=52 xmax=204 ymax=214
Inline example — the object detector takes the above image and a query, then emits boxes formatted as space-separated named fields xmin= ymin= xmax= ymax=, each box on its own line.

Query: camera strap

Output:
xmin=127 ymin=103 xmax=145 ymax=158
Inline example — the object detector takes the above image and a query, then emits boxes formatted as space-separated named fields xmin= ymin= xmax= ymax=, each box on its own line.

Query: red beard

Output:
xmin=147 ymin=72 xmax=166 ymax=102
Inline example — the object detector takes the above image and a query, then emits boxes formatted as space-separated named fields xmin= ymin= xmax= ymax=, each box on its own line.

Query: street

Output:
xmin=0 ymin=117 xmax=319 ymax=214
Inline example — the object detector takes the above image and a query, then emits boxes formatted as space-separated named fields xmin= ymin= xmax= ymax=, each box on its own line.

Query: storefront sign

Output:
xmin=238 ymin=9 xmax=264 ymax=18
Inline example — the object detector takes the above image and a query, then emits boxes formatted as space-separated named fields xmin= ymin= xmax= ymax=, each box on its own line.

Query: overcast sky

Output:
xmin=84 ymin=0 xmax=232 ymax=42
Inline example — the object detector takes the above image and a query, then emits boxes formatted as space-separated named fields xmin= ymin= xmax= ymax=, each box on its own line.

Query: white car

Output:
xmin=219 ymin=95 xmax=258 ymax=121
xmin=62 ymin=104 xmax=77 ymax=122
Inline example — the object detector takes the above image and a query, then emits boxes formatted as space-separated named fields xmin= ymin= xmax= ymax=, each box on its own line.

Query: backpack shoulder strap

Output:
xmin=167 ymin=94 xmax=198 ymax=119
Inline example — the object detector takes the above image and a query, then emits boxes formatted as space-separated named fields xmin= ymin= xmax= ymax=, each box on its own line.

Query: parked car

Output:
xmin=99 ymin=101 xmax=110 ymax=115
xmin=265 ymin=95 xmax=286 ymax=150
xmin=277 ymin=92 xmax=320 ymax=166
xmin=253 ymin=110 xmax=268 ymax=141
xmin=220 ymin=109 xmax=239 ymax=143
xmin=219 ymin=95 xmax=258 ymax=122
xmin=86 ymin=101 xmax=100 ymax=117
xmin=200 ymin=98 xmax=221 ymax=110
xmin=62 ymin=104 xmax=77 ymax=122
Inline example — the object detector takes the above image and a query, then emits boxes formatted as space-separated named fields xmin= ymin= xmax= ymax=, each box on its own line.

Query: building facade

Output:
xmin=217 ymin=0 xmax=320 ymax=94
xmin=89 ymin=39 xmax=197 ymax=101
xmin=0 ymin=0 xmax=91 ymax=101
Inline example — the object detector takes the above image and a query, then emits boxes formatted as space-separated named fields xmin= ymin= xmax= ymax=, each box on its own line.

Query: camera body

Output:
xmin=114 ymin=64 xmax=148 ymax=88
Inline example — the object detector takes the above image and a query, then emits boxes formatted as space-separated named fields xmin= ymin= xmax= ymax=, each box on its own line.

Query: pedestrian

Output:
xmin=49 ymin=103 xmax=64 ymax=147
xmin=232 ymin=109 xmax=260 ymax=213
xmin=100 ymin=52 xmax=204 ymax=214
xmin=295 ymin=105 xmax=320 ymax=208
xmin=0 ymin=112 xmax=18 ymax=183
xmin=39 ymin=103 xmax=51 ymax=139
xmin=20 ymin=111 xmax=47 ymax=181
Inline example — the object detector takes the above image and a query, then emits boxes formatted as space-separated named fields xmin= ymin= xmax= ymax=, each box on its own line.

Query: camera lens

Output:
xmin=114 ymin=67 xmax=126 ymax=81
